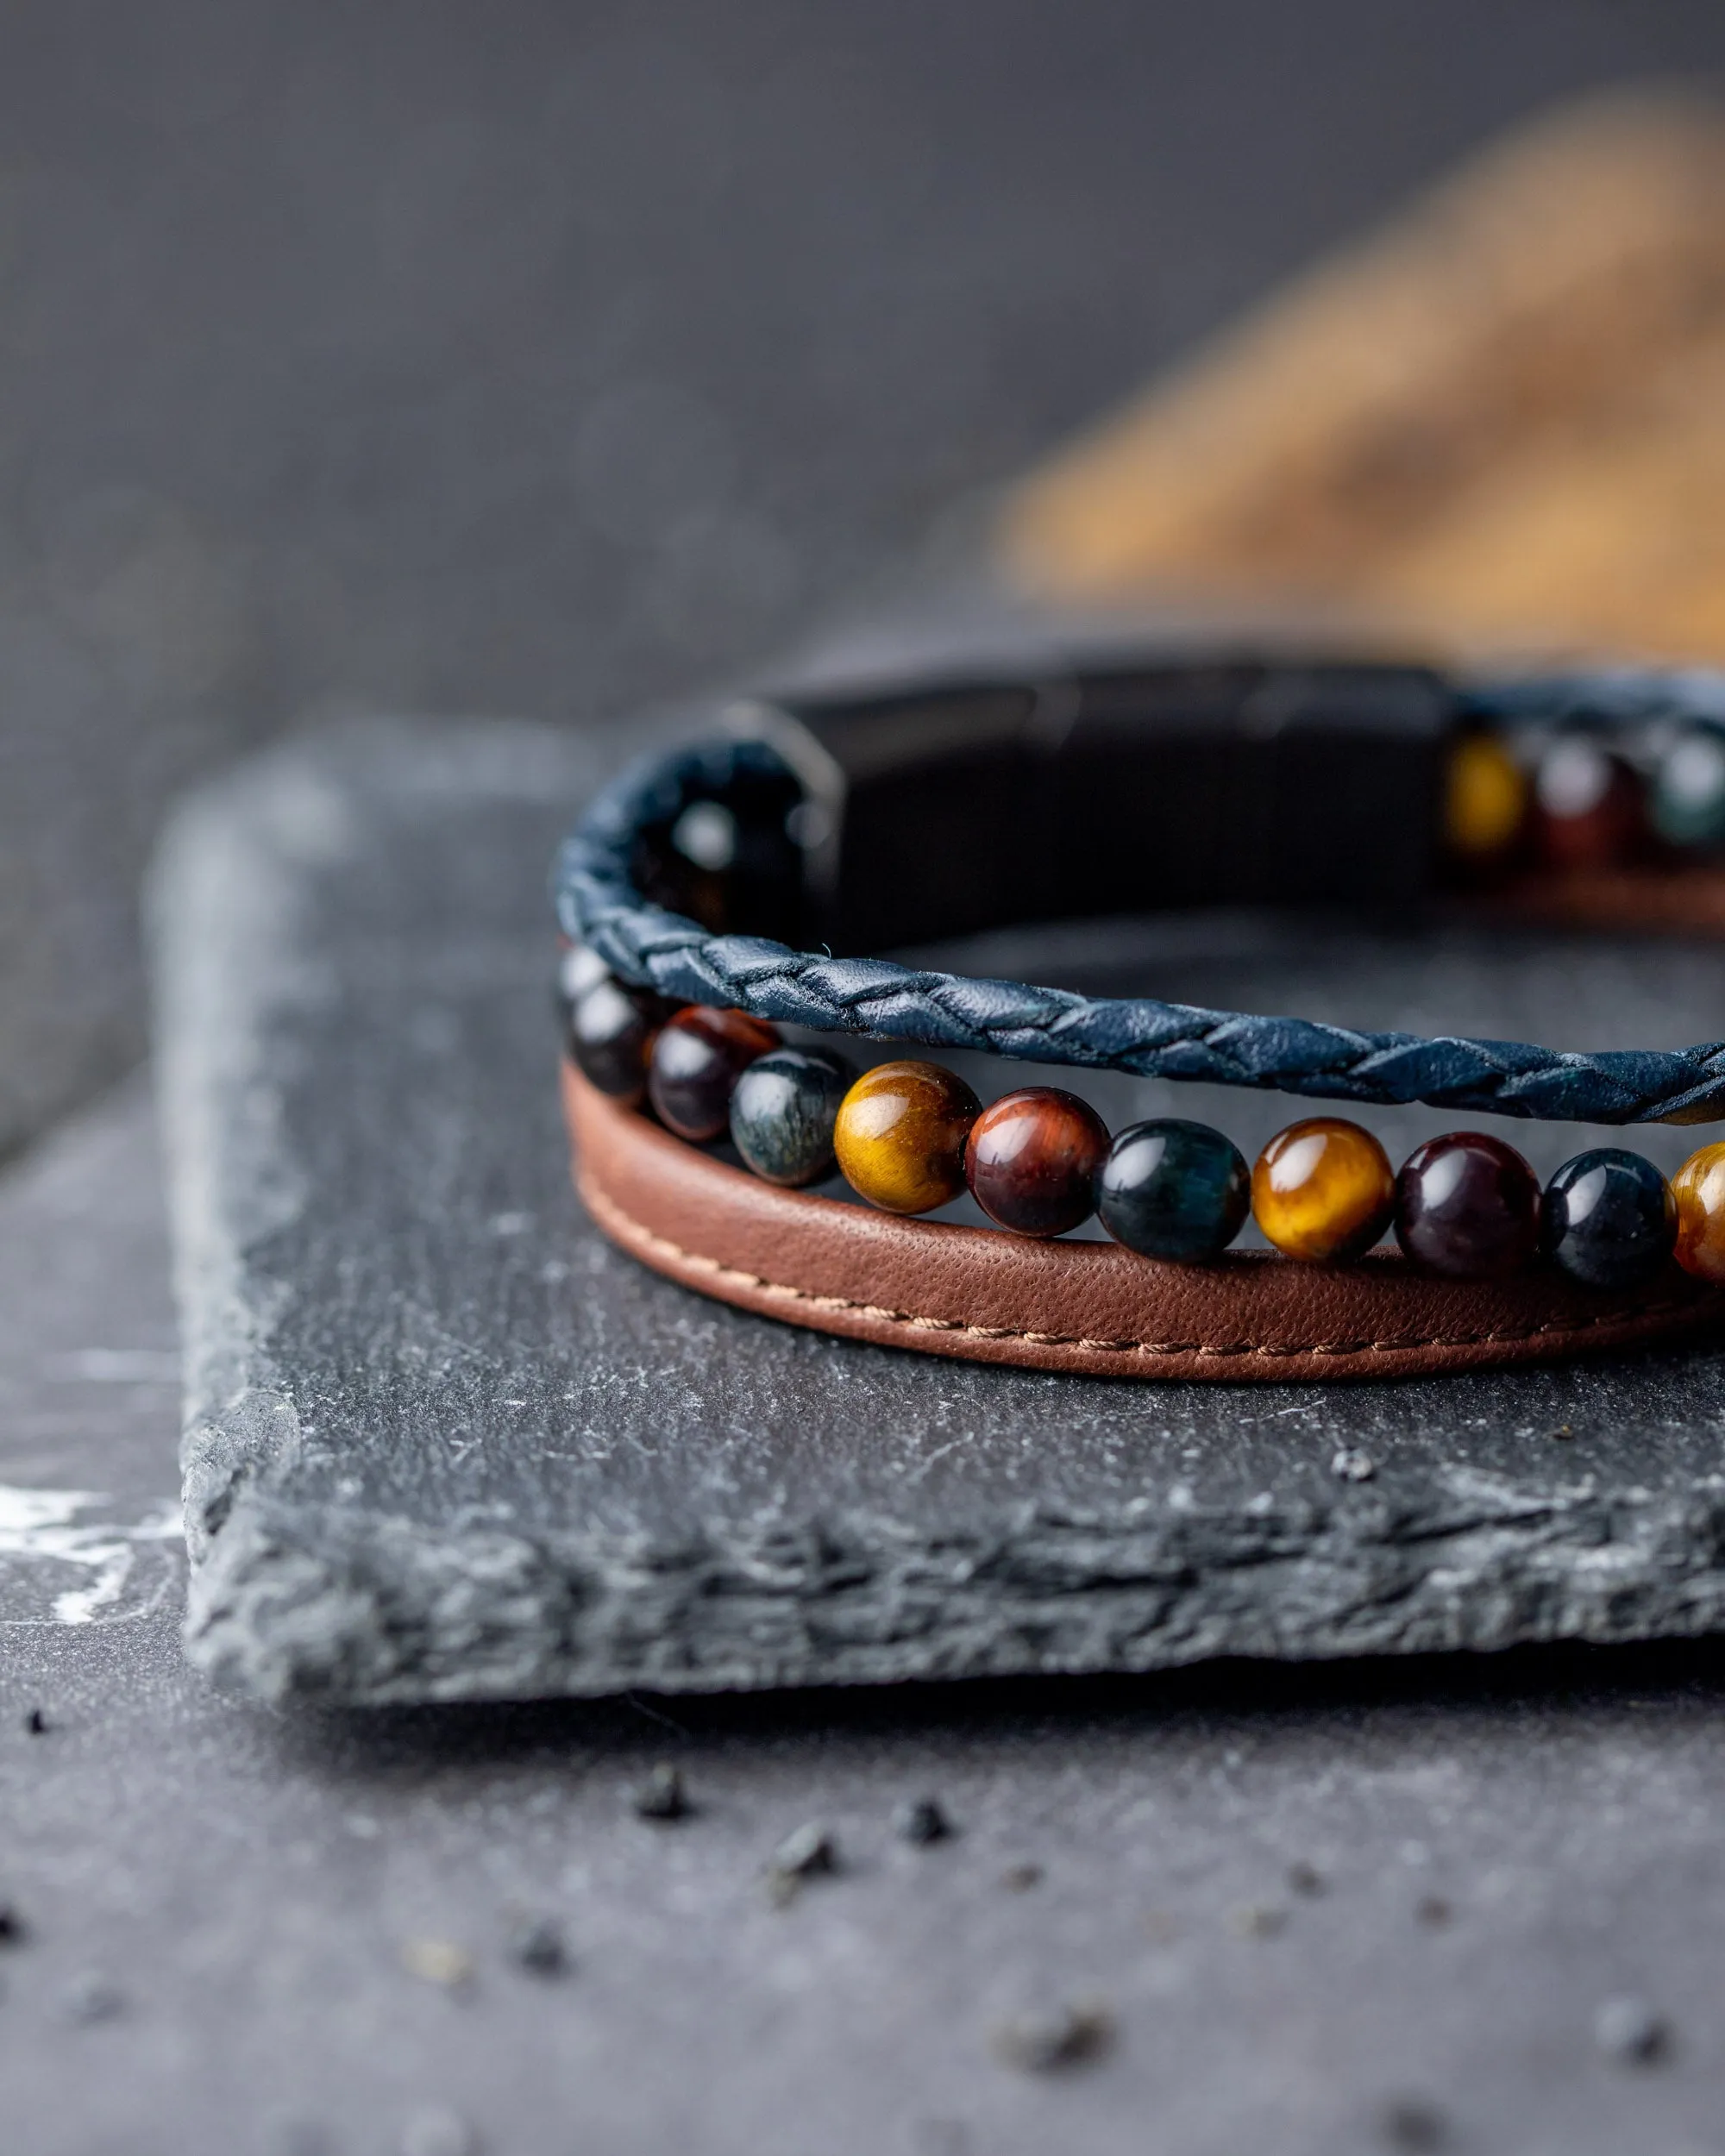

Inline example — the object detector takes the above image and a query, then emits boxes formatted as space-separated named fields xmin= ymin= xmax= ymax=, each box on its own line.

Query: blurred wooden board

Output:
xmin=1001 ymin=91 xmax=1725 ymax=665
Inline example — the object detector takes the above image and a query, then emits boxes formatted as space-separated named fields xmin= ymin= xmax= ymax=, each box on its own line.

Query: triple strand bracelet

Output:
xmin=552 ymin=653 xmax=1725 ymax=1382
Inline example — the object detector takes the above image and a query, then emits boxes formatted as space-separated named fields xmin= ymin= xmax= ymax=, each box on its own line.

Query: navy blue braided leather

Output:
xmin=554 ymin=672 xmax=1725 ymax=1126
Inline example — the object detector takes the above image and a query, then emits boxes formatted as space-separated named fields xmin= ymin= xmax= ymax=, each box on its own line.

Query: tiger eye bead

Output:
xmin=833 ymin=1061 xmax=981 ymax=1216
xmin=1530 ymin=738 xmax=1645 ymax=872
xmin=1252 ymin=1118 xmax=1395 ymax=1263
xmin=729 ymin=1046 xmax=856 ymax=1188
xmin=1672 ymin=1141 xmax=1725 ymax=1282
xmin=1444 ymin=734 xmax=1527 ymax=864
xmin=1395 ymin=1131 xmax=1541 ymax=1279
xmin=1652 ymin=728 xmax=1725 ymax=850
xmin=1097 ymin=1119 xmax=1249 ymax=1263
xmin=648 ymin=1006 xmax=781 ymax=1142
xmin=964 ymin=1087 xmax=1109 ymax=1238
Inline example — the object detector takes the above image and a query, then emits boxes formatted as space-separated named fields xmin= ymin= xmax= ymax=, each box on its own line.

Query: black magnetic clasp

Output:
xmin=1050 ymin=661 xmax=1457 ymax=920
xmin=755 ymin=658 xmax=1458 ymax=954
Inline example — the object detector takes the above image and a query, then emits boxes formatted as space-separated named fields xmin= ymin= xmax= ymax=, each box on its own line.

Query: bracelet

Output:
xmin=552 ymin=654 xmax=1725 ymax=1380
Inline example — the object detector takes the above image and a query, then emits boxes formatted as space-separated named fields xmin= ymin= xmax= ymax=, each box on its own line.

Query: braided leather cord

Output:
xmin=553 ymin=672 xmax=1725 ymax=1126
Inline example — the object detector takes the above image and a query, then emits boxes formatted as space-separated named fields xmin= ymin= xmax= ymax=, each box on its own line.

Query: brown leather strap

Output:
xmin=561 ymin=1063 xmax=1722 ymax=1382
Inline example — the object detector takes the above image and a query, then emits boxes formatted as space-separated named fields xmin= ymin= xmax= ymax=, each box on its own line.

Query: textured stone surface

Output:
xmin=154 ymin=721 xmax=1725 ymax=1708
xmin=19 ymin=1078 xmax=1725 ymax=2155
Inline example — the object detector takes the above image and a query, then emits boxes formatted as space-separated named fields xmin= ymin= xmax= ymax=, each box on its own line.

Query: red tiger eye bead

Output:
xmin=964 ymin=1087 xmax=1109 ymax=1238
xmin=1395 ymin=1131 xmax=1541 ymax=1279
xmin=1529 ymin=740 xmax=1645 ymax=873
xmin=647 ymin=1006 xmax=780 ymax=1141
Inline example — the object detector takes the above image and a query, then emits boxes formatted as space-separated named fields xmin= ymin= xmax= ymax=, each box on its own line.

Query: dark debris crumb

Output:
xmin=0 ymin=1902 xmax=27 ymax=1945
xmin=999 ymin=1861 xmax=1043 ymax=1892
xmin=1594 ymin=1995 xmax=1671 ymax=2065
xmin=767 ymin=1822 xmax=838 ymax=1904
xmin=991 ymin=2000 xmax=1113 ymax=2073
xmin=1377 ymin=2096 xmax=1447 ymax=2150
xmin=894 ymin=1796 xmax=954 ymax=1846
xmin=1415 ymin=1894 xmax=1452 ymax=1927
xmin=630 ymin=1763 xmax=689 ymax=1822
xmin=1287 ymin=1861 xmax=1325 ymax=1896
xmin=506 ymin=1915 xmax=568 ymax=1978
xmin=1551 ymin=1424 xmax=1576 ymax=1441
xmin=24 ymin=1708 xmax=47 ymax=1736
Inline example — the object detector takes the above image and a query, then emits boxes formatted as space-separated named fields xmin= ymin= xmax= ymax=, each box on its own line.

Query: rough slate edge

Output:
xmin=148 ymin=715 xmax=1725 ymax=1708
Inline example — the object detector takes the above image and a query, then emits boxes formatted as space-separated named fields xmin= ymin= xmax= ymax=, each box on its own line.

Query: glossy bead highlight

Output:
xmin=1543 ymin=1149 xmax=1675 ymax=1290
xmin=834 ymin=1061 xmax=981 ymax=1216
xmin=1672 ymin=1141 xmax=1725 ymax=1282
xmin=1096 ymin=1119 xmax=1249 ymax=1263
xmin=730 ymin=1047 xmax=856 ymax=1188
xmin=647 ymin=1006 xmax=780 ymax=1142
xmin=1252 ymin=1119 xmax=1394 ymax=1263
xmin=1394 ymin=1131 xmax=1541 ymax=1278
xmin=964 ymin=1087 xmax=1108 ymax=1238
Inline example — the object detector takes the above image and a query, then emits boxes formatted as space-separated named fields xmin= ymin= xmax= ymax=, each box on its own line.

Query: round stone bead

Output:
xmin=1444 ymin=734 xmax=1527 ymax=863
xmin=729 ymin=1047 xmax=856 ymax=1188
xmin=556 ymin=941 xmax=612 ymax=1009
xmin=565 ymin=974 xmax=666 ymax=1105
xmin=1672 ymin=1141 xmax=1725 ymax=1282
xmin=1252 ymin=1119 xmax=1395 ymax=1263
xmin=833 ymin=1061 xmax=981 ymax=1216
xmin=1096 ymin=1119 xmax=1249 ymax=1263
xmin=1530 ymin=738 xmax=1645 ymax=872
xmin=1394 ymin=1131 xmax=1541 ymax=1279
xmin=1651 ymin=727 xmax=1725 ymax=849
xmin=1543 ymin=1148 xmax=1676 ymax=1290
xmin=647 ymin=1006 xmax=781 ymax=1142
xmin=964 ymin=1087 xmax=1109 ymax=1238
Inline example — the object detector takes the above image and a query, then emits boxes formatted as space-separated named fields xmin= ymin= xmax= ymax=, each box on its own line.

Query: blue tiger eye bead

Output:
xmin=1651 ymin=727 xmax=1725 ymax=849
xmin=1543 ymin=1148 xmax=1675 ymax=1290
xmin=1096 ymin=1119 xmax=1250 ymax=1263
xmin=730 ymin=1047 xmax=856 ymax=1188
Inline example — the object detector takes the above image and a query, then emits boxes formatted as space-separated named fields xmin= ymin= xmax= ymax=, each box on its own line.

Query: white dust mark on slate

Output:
xmin=0 ymin=1484 xmax=182 ymax=1625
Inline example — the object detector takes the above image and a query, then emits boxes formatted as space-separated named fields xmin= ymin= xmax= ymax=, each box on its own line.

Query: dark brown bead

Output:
xmin=1394 ymin=1131 xmax=1541 ymax=1279
xmin=964 ymin=1087 xmax=1109 ymax=1238
xmin=1529 ymin=741 xmax=1645 ymax=873
xmin=565 ymin=975 xmax=665 ymax=1105
xmin=648 ymin=1006 xmax=781 ymax=1142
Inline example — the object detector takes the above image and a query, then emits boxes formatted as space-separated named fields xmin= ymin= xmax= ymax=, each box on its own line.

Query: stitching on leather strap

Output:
xmin=577 ymin=1170 xmax=1709 ymax=1362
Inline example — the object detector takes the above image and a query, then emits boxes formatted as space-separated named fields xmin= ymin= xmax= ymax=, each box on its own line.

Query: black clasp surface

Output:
xmin=753 ymin=659 xmax=1457 ymax=954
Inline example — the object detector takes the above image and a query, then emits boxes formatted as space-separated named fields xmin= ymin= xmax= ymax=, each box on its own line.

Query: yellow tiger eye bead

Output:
xmin=1252 ymin=1117 xmax=1396 ymax=1263
xmin=1672 ymin=1141 xmax=1725 ymax=1282
xmin=1445 ymin=734 xmax=1527 ymax=860
xmin=834 ymin=1060 xmax=982 ymax=1215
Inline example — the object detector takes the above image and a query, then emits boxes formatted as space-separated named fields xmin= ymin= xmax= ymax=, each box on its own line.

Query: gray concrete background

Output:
xmin=10 ymin=4 xmax=1725 ymax=2150
xmin=5 ymin=0 xmax=1725 ymax=1156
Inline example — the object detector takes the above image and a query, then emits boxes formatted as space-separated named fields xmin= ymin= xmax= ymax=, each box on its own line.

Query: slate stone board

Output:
xmin=151 ymin=719 xmax=1725 ymax=1705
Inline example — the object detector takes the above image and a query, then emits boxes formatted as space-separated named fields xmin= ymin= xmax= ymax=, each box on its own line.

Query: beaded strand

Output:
xmin=561 ymin=950 xmax=1718 ymax=1293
